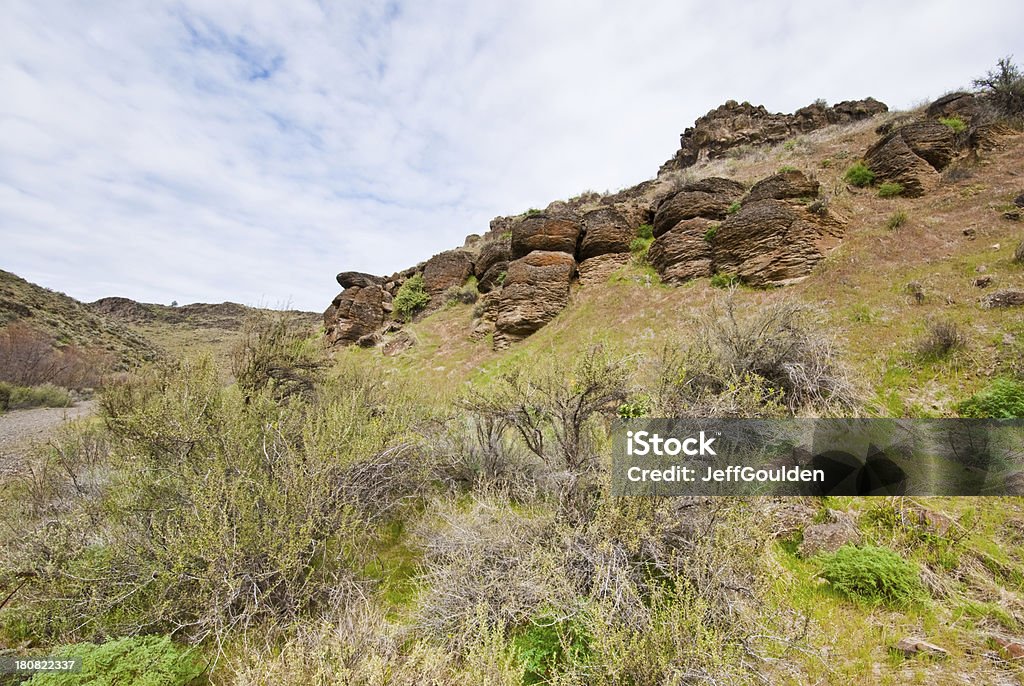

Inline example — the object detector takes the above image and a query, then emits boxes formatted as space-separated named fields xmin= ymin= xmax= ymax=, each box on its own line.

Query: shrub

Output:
xmin=22 ymin=635 xmax=203 ymax=686
xmin=844 ymin=162 xmax=875 ymax=187
xmin=444 ymin=282 xmax=478 ymax=306
xmin=629 ymin=236 xmax=653 ymax=257
xmin=877 ymin=182 xmax=904 ymax=198
xmin=916 ymin=320 xmax=966 ymax=360
xmin=514 ymin=611 xmax=591 ymax=685
xmin=958 ymin=378 xmax=1024 ymax=418
xmin=938 ymin=116 xmax=967 ymax=133
xmin=973 ymin=56 xmax=1024 ymax=119
xmin=0 ymin=322 xmax=110 ymax=389
xmin=690 ymin=294 xmax=857 ymax=414
xmin=496 ymin=271 xmax=507 ymax=287
xmin=636 ymin=223 xmax=654 ymax=240
xmin=6 ymin=382 xmax=71 ymax=410
xmin=886 ymin=210 xmax=908 ymax=230
xmin=710 ymin=272 xmax=739 ymax=288
xmin=819 ymin=545 xmax=925 ymax=607
xmin=778 ymin=165 xmax=798 ymax=173
xmin=726 ymin=201 xmax=741 ymax=214
xmin=393 ymin=273 xmax=431 ymax=322
xmin=704 ymin=224 xmax=719 ymax=242
xmin=1014 ymin=239 xmax=1024 ymax=264
xmin=231 ymin=311 xmax=324 ymax=402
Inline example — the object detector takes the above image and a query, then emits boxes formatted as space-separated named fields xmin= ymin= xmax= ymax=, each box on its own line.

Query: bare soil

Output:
xmin=0 ymin=400 xmax=96 ymax=476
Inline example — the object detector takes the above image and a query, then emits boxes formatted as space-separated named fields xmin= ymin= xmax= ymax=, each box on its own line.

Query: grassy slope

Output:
xmin=329 ymin=114 xmax=1024 ymax=684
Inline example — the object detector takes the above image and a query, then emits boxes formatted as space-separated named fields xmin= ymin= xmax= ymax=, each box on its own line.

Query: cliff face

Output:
xmin=324 ymin=91 xmax=1012 ymax=352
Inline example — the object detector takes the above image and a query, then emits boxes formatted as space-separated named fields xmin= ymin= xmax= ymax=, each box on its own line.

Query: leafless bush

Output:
xmin=665 ymin=292 xmax=858 ymax=415
xmin=427 ymin=414 xmax=539 ymax=499
xmin=916 ymin=320 xmax=967 ymax=360
xmin=0 ymin=322 xmax=110 ymax=389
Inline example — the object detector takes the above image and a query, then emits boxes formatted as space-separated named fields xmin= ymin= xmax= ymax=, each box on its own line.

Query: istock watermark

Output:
xmin=611 ymin=419 xmax=1024 ymax=496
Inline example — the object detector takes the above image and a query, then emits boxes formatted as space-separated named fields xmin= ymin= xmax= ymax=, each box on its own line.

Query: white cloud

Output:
xmin=1 ymin=0 xmax=1021 ymax=310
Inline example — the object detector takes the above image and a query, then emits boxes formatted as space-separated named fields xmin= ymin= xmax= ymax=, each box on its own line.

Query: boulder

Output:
xmin=494 ymin=251 xmax=576 ymax=346
xmin=422 ymin=250 xmax=474 ymax=295
xmin=864 ymin=121 xmax=957 ymax=197
xmin=324 ymin=285 xmax=385 ymax=345
xmin=578 ymin=207 xmax=634 ymax=260
xmin=712 ymin=200 xmax=846 ymax=286
xmin=743 ymin=169 xmax=820 ymax=204
xmin=470 ymin=290 xmax=501 ymax=340
xmin=511 ymin=214 xmax=581 ymax=259
xmin=982 ymin=290 xmax=1024 ymax=308
xmin=578 ymin=253 xmax=631 ymax=286
xmin=382 ymin=330 xmax=416 ymax=356
xmin=653 ymin=178 xmax=745 ymax=237
xmin=926 ymin=92 xmax=982 ymax=122
xmin=799 ymin=511 xmax=861 ymax=558
xmin=648 ymin=218 xmax=715 ymax=284
xmin=336 ymin=271 xmax=385 ymax=289
xmin=474 ymin=238 xmax=511 ymax=293
xmin=894 ymin=638 xmax=948 ymax=660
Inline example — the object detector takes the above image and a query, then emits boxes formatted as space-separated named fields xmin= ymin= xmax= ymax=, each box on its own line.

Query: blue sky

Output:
xmin=1 ymin=0 xmax=1022 ymax=311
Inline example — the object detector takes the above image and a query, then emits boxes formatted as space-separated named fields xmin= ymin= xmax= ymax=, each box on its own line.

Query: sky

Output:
xmin=1 ymin=1 xmax=1022 ymax=311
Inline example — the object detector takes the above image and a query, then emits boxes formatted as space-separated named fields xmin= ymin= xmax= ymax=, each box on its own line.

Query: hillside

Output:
xmin=327 ymin=92 xmax=1024 ymax=418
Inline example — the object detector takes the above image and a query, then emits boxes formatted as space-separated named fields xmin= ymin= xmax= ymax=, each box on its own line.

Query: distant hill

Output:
xmin=0 ymin=270 xmax=321 ymax=372
xmin=0 ymin=269 xmax=159 ymax=368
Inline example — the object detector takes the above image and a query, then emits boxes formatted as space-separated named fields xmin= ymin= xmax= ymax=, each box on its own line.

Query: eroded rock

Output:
xmin=422 ymin=250 xmax=474 ymax=295
xmin=511 ymin=214 xmax=581 ymax=259
xmin=648 ymin=218 xmax=714 ymax=283
xmin=653 ymin=178 xmax=745 ymax=237
xmin=494 ymin=251 xmax=576 ymax=347
xmin=579 ymin=207 xmax=633 ymax=260
xmin=743 ymin=169 xmax=820 ymax=204
xmin=864 ymin=121 xmax=957 ymax=197
xmin=324 ymin=285 xmax=385 ymax=345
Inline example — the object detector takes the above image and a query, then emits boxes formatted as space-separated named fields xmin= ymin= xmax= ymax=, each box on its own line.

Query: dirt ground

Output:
xmin=0 ymin=400 xmax=96 ymax=477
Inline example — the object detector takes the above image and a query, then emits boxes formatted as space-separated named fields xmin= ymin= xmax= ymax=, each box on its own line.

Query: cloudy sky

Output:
xmin=2 ymin=1 xmax=1021 ymax=311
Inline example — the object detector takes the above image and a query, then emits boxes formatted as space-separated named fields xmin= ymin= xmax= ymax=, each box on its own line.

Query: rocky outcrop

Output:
xmin=578 ymin=207 xmax=633 ymax=261
xmin=743 ymin=169 xmax=820 ymax=204
xmin=648 ymin=219 xmax=714 ymax=283
xmin=660 ymin=98 xmax=887 ymax=173
xmin=864 ymin=121 xmax=957 ymax=197
xmin=652 ymin=178 xmax=745 ymax=237
xmin=336 ymin=271 xmax=385 ymax=289
xmin=926 ymin=91 xmax=982 ymax=122
xmin=511 ymin=214 xmax=581 ymax=259
xmin=712 ymin=200 xmax=846 ymax=286
xmin=494 ymin=251 xmax=576 ymax=347
xmin=324 ymin=285 xmax=385 ymax=345
xmin=422 ymin=250 xmax=474 ymax=295
xmin=474 ymin=238 xmax=511 ymax=293
xmin=982 ymin=290 xmax=1024 ymax=308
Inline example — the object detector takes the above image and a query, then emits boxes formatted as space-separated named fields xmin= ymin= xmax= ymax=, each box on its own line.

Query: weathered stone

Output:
xmin=357 ymin=332 xmax=380 ymax=348
xmin=743 ymin=169 xmax=820 ymax=204
xmin=494 ymin=251 xmax=576 ymax=346
xmin=659 ymin=98 xmax=887 ymax=172
xmin=864 ymin=121 xmax=957 ymax=197
xmin=578 ymin=253 xmax=630 ymax=286
xmin=1015 ymin=192 xmax=1024 ymax=208
xmin=653 ymin=178 xmax=745 ymax=237
xmin=579 ymin=207 xmax=633 ymax=260
xmin=422 ymin=250 xmax=474 ymax=295
xmin=894 ymin=638 xmax=948 ymax=660
xmin=989 ymin=635 xmax=1024 ymax=661
xmin=474 ymin=238 xmax=511 ymax=293
xmin=648 ymin=218 xmax=714 ymax=283
xmin=511 ymin=214 xmax=581 ymax=259
xmin=982 ymin=290 xmax=1024 ymax=308
xmin=336 ymin=271 xmax=385 ymax=289
xmin=974 ymin=275 xmax=993 ymax=288
xmin=712 ymin=200 xmax=846 ymax=286
xmin=324 ymin=285 xmax=385 ymax=345
xmin=799 ymin=511 xmax=861 ymax=558
xmin=382 ymin=330 xmax=416 ymax=356
xmin=470 ymin=291 xmax=501 ymax=340
xmin=926 ymin=92 xmax=982 ymax=122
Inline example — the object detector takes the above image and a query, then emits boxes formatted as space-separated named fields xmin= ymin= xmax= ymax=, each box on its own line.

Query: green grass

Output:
xmin=938 ymin=116 xmax=967 ymax=133
xmin=958 ymin=377 xmax=1024 ymax=417
xmin=819 ymin=545 xmax=926 ymax=607
xmin=23 ymin=636 xmax=204 ymax=686
xmin=886 ymin=210 xmax=908 ymax=230
xmin=0 ymin=382 xmax=70 ymax=411
xmin=844 ymin=161 xmax=876 ymax=187
xmin=878 ymin=182 xmax=905 ymax=198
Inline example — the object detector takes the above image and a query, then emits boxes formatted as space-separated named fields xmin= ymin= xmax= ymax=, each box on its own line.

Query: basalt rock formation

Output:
xmin=323 ymin=91 xmax=1011 ymax=351
xmin=659 ymin=98 xmax=888 ymax=173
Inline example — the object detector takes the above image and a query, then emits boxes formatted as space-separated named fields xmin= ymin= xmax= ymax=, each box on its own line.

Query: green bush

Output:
xmin=820 ymin=545 xmax=924 ymax=606
xmin=877 ymin=182 xmax=904 ymax=198
xmin=710 ymin=272 xmax=739 ymax=288
xmin=629 ymin=236 xmax=653 ymax=256
xmin=726 ymin=201 xmax=741 ymax=214
xmin=704 ymin=224 xmax=719 ymax=242
xmin=844 ymin=162 xmax=875 ymax=187
xmin=778 ymin=165 xmax=798 ymax=173
xmin=636 ymin=223 xmax=654 ymax=240
xmin=3 ymin=382 xmax=71 ymax=410
xmin=958 ymin=378 xmax=1024 ymax=418
xmin=938 ymin=116 xmax=967 ymax=133
xmin=514 ymin=612 xmax=591 ymax=685
xmin=886 ymin=210 xmax=908 ymax=230
xmin=393 ymin=273 xmax=431 ymax=322
xmin=23 ymin=636 xmax=203 ymax=686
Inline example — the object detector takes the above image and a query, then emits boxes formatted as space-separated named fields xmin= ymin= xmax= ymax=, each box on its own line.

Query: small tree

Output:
xmin=974 ymin=56 xmax=1024 ymax=118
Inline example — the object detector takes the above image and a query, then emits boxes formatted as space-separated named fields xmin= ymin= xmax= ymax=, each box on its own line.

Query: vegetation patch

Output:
xmin=877 ymin=182 xmax=904 ymax=198
xmin=958 ymin=377 xmax=1024 ymax=418
xmin=819 ymin=544 xmax=925 ymax=607
xmin=22 ymin=636 xmax=204 ymax=686
xmin=843 ymin=161 xmax=875 ymax=187
xmin=886 ymin=210 xmax=908 ymax=231
xmin=0 ymin=381 xmax=70 ymax=412
xmin=394 ymin=273 xmax=431 ymax=322
xmin=938 ymin=116 xmax=967 ymax=133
